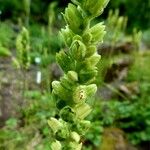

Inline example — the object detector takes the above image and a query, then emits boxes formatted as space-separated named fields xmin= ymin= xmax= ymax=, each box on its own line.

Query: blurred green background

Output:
xmin=0 ymin=0 xmax=150 ymax=150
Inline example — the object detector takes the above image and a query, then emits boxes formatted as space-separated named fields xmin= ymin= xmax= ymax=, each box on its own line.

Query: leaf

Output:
xmin=0 ymin=46 xmax=11 ymax=57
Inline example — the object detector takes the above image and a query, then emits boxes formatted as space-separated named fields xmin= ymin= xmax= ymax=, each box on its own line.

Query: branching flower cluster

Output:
xmin=48 ymin=0 xmax=109 ymax=149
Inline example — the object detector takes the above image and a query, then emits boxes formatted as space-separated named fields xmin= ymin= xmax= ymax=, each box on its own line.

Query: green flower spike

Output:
xmin=49 ymin=0 xmax=109 ymax=149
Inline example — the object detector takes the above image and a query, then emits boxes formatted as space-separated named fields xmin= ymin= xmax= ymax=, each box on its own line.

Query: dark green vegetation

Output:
xmin=0 ymin=0 xmax=150 ymax=150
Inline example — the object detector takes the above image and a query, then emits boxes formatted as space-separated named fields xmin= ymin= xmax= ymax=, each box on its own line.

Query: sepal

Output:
xmin=70 ymin=131 xmax=80 ymax=142
xmin=85 ymin=45 xmax=97 ymax=57
xmin=86 ymin=84 xmax=97 ymax=97
xmin=84 ymin=54 xmax=101 ymax=69
xmin=60 ymin=26 xmax=74 ymax=46
xmin=70 ymin=40 xmax=86 ymax=60
xmin=87 ymin=23 xmax=106 ymax=44
xmin=79 ymin=69 xmax=98 ymax=84
xmin=52 ymin=81 xmax=71 ymax=100
xmin=73 ymin=85 xmax=87 ymax=103
xmin=63 ymin=4 xmax=83 ymax=34
xmin=79 ymin=0 xmax=109 ymax=17
xmin=51 ymin=140 xmax=62 ymax=150
xmin=60 ymin=71 xmax=78 ymax=90
xmin=48 ymin=117 xmax=62 ymax=133
xmin=68 ymin=142 xmax=82 ymax=150
xmin=82 ymin=32 xmax=92 ymax=43
xmin=56 ymin=50 xmax=75 ymax=72
xmin=67 ymin=71 xmax=78 ymax=82
xmin=74 ymin=103 xmax=92 ymax=119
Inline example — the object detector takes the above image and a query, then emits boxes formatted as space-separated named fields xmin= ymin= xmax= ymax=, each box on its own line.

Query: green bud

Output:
xmin=60 ymin=71 xmax=78 ymax=91
xmin=82 ymin=32 xmax=93 ymax=43
xmin=72 ymin=35 xmax=82 ymax=41
xmin=88 ymin=23 xmax=106 ymax=44
xmin=60 ymin=106 xmax=76 ymax=123
xmin=67 ymin=71 xmax=78 ymax=82
xmin=74 ymin=103 xmax=92 ymax=119
xmin=73 ymin=85 xmax=87 ymax=103
xmin=48 ymin=117 xmax=62 ymax=133
xmin=85 ymin=54 xmax=101 ymax=68
xmin=82 ymin=0 xmax=109 ymax=17
xmin=67 ymin=142 xmax=82 ymax=150
xmin=60 ymin=75 xmax=74 ymax=90
xmin=70 ymin=40 xmax=86 ymax=60
xmin=73 ymin=84 xmax=97 ymax=103
xmin=52 ymin=81 xmax=71 ymax=100
xmin=63 ymin=4 xmax=84 ymax=34
xmin=85 ymin=45 xmax=97 ymax=57
xmin=82 ymin=54 xmax=101 ymax=70
xmin=79 ymin=69 xmax=98 ymax=84
xmin=51 ymin=140 xmax=62 ymax=150
xmin=86 ymin=84 xmax=97 ymax=97
xmin=56 ymin=50 xmax=75 ymax=72
xmin=60 ymin=26 xmax=74 ymax=46
xmin=70 ymin=131 xmax=81 ymax=142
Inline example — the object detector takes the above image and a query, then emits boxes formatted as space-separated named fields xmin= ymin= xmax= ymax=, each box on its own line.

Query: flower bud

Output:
xmin=82 ymin=32 xmax=92 ymax=43
xmin=72 ymin=35 xmax=82 ymax=41
xmin=74 ymin=103 xmax=92 ymax=119
xmin=48 ymin=117 xmax=62 ymax=133
xmin=85 ymin=54 xmax=101 ymax=68
xmin=67 ymin=71 xmax=78 ymax=82
xmin=73 ymin=85 xmax=87 ymax=103
xmin=79 ymin=69 xmax=98 ymax=84
xmin=70 ymin=132 xmax=81 ymax=142
xmin=60 ymin=26 xmax=74 ymax=46
xmin=85 ymin=45 xmax=97 ymax=57
xmin=82 ymin=0 xmax=110 ymax=17
xmin=86 ymin=84 xmax=97 ymax=97
xmin=88 ymin=23 xmax=106 ymax=44
xmin=60 ymin=75 xmax=74 ymax=90
xmin=56 ymin=50 xmax=75 ymax=72
xmin=52 ymin=81 xmax=71 ymax=100
xmin=67 ymin=142 xmax=82 ymax=150
xmin=63 ymin=4 xmax=83 ymax=34
xmin=70 ymin=40 xmax=86 ymax=60
xmin=51 ymin=140 xmax=62 ymax=150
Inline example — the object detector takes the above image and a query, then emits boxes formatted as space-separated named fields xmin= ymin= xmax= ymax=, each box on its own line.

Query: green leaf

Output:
xmin=0 ymin=45 xmax=11 ymax=57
